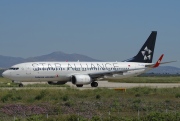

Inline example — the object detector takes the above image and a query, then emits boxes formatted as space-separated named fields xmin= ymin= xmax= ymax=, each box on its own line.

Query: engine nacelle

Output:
xmin=72 ymin=75 xmax=92 ymax=85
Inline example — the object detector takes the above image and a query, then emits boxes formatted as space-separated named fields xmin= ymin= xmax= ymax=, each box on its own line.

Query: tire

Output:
xmin=91 ymin=82 xmax=98 ymax=87
xmin=76 ymin=84 xmax=83 ymax=87
xmin=94 ymin=82 xmax=98 ymax=87
xmin=19 ymin=83 xmax=23 ymax=87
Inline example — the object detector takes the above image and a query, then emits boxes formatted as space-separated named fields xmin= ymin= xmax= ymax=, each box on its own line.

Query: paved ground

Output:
xmin=66 ymin=81 xmax=180 ymax=89
xmin=21 ymin=81 xmax=180 ymax=89
xmin=1 ymin=81 xmax=180 ymax=90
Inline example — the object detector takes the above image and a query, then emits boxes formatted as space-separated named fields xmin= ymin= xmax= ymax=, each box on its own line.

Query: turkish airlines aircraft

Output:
xmin=2 ymin=31 xmax=172 ymax=87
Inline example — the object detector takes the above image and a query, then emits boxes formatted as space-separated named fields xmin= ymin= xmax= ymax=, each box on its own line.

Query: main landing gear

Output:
xmin=91 ymin=82 xmax=98 ymax=87
xmin=19 ymin=83 xmax=23 ymax=87
xmin=76 ymin=82 xmax=98 ymax=87
xmin=76 ymin=84 xmax=83 ymax=87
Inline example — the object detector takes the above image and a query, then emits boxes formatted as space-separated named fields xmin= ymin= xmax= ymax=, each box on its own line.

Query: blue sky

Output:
xmin=0 ymin=0 xmax=180 ymax=67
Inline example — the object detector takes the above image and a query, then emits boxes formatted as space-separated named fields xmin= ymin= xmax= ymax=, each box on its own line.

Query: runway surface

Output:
xmin=1 ymin=81 xmax=179 ymax=90
xmin=66 ymin=81 xmax=180 ymax=89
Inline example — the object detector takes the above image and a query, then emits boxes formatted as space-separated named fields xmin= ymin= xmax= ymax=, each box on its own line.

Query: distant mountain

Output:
xmin=0 ymin=51 xmax=100 ymax=68
xmin=25 ymin=51 xmax=100 ymax=62
xmin=0 ymin=52 xmax=179 ymax=75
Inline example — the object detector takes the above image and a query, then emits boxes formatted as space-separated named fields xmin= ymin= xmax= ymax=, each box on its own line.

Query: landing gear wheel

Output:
xmin=91 ymin=82 xmax=98 ymax=87
xmin=76 ymin=84 xmax=83 ymax=87
xmin=19 ymin=83 xmax=23 ymax=87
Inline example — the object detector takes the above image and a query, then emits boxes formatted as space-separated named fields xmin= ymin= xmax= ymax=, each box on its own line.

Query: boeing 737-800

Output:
xmin=2 ymin=31 xmax=171 ymax=87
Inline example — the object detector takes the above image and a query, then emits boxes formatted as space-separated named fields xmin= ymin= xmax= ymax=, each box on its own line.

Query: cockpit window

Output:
xmin=9 ymin=68 xmax=19 ymax=70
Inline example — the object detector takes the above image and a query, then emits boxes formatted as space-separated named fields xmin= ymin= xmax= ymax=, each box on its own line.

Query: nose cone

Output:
xmin=2 ymin=71 xmax=10 ymax=78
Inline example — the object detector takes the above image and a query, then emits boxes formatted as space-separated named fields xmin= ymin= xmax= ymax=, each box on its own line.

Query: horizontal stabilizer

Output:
xmin=146 ymin=54 xmax=176 ymax=68
xmin=160 ymin=61 xmax=177 ymax=64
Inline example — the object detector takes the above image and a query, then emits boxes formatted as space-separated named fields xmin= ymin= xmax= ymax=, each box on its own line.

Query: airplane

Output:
xmin=2 ymin=31 xmax=174 ymax=87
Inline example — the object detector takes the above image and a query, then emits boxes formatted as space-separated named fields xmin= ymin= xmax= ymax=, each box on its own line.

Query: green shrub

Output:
xmin=1 ymin=93 xmax=12 ymax=102
xmin=96 ymin=94 xmax=101 ymax=99
xmin=62 ymin=95 xmax=69 ymax=101
xmin=141 ymin=112 xmax=180 ymax=121
xmin=27 ymin=98 xmax=35 ymax=103
xmin=133 ymin=99 xmax=141 ymax=104
xmin=11 ymin=96 xmax=22 ymax=101
xmin=91 ymin=115 xmax=101 ymax=121
xmin=175 ymin=93 xmax=180 ymax=98
xmin=27 ymin=115 xmax=44 ymax=121
xmin=65 ymin=100 xmax=74 ymax=107
xmin=66 ymin=114 xmax=86 ymax=121
xmin=35 ymin=90 xmax=48 ymax=100
xmin=135 ymin=93 xmax=141 ymax=97
xmin=46 ymin=114 xmax=86 ymax=121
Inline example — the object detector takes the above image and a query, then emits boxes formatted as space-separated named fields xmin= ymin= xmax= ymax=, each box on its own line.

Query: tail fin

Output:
xmin=124 ymin=31 xmax=157 ymax=63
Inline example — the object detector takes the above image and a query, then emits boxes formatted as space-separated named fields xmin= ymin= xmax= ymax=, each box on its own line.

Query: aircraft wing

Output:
xmin=88 ymin=67 xmax=145 ymax=79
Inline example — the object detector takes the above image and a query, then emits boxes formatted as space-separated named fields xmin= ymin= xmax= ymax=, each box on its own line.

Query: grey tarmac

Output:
xmin=1 ymin=81 xmax=180 ymax=90
xmin=66 ymin=81 xmax=180 ymax=89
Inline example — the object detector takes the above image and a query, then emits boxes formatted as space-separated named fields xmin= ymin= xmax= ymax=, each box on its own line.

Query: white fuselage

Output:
xmin=2 ymin=62 xmax=152 ymax=83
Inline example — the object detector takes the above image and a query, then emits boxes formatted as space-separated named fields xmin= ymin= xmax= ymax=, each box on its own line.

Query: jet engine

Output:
xmin=72 ymin=75 xmax=92 ymax=85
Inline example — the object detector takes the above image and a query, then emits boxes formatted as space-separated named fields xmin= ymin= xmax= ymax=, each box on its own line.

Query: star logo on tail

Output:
xmin=141 ymin=46 xmax=152 ymax=60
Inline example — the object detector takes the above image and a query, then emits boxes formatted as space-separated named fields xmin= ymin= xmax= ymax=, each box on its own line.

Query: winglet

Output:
xmin=153 ymin=54 xmax=164 ymax=68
